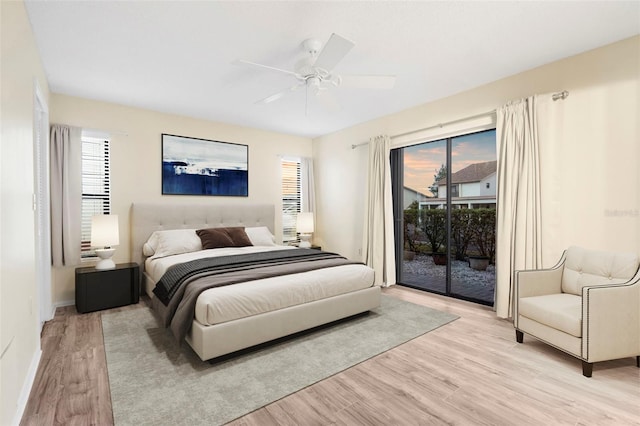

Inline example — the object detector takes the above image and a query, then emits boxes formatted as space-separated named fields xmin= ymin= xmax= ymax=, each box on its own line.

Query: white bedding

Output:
xmin=145 ymin=246 xmax=375 ymax=326
xmin=145 ymin=245 xmax=297 ymax=279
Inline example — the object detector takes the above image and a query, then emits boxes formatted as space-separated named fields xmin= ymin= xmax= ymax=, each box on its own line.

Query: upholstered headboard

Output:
xmin=130 ymin=203 xmax=275 ymax=272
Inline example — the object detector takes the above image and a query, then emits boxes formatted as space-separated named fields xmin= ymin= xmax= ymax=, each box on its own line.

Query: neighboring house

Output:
xmin=420 ymin=160 xmax=497 ymax=209
xmin=403 ymin=186 xmax=430 ymax=209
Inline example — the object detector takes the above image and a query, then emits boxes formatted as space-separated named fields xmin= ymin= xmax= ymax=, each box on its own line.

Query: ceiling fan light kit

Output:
xmin=302 ymin=38 xmax=323 ymax=56
xmin=235 ymin=33 xmax=396 ymax=111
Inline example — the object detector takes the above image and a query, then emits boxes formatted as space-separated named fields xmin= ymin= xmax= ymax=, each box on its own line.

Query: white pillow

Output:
xmin=142 ymin=232 xmax=160 ymax=256
xmin=245 ymin=226 xmax=276 ymax=246
xmin=143 ymin=229 xmax=202 ymax=258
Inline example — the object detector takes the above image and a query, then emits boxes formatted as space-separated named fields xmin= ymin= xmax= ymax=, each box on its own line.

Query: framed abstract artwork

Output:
xmin=161 ymin=133 xmax=248 ymax=196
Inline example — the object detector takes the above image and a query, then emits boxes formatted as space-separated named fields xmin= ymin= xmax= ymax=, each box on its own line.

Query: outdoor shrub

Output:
xmin=451 ymin=209 xmax=474 ymax=260
xmin=418 ymin=209 xmax=446 ymax=253
xmin=403 ymin=203 xmax=496 ymax=263
xmin=469 ymin=208 xmax=496 ymax=263
xmin=403 ymin=201 xmax=419 ymax=252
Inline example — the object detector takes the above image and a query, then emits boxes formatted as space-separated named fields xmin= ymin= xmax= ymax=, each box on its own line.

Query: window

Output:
xmin=281 ymin=158 xmax=301 ymax=243
xmin=81 ymin=136 xmax=111 ymax=258
xmin=450 ymin=184 xmax=459 ymax=197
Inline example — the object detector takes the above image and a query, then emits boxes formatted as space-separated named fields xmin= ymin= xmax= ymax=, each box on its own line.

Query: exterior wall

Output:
xmin=50 ymin=95 xmax=312 ymax=305
xmin=313 ymin=36 xmax=639 ymax=265
xmin=0 ymin=1 xmax=50 ymax=424
xmin=480 ymin=173 xmax=496 ymax=197
xmin=434 ymin=177 xmax=495 ymax=200
xmin=402 ymin=187 xmax=427 ymax=209
xmin=460 ymin=181 xmax=480 ymax=197
xmin=437 ymin=184 xmax=447 ymax=199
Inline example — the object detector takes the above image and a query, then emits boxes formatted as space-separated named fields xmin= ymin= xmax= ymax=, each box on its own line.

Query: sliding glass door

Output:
xmin=392 ymin=129 xmax=496 ymax=305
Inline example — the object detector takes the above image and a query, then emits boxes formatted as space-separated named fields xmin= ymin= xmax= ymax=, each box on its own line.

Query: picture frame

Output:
xmin=161 ymin=133 xmax=248 ymax=196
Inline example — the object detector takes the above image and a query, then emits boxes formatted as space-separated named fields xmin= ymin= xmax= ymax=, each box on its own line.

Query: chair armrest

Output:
xmin=513 ymin=257 xmax=565 ymax=327
xmin=582 ymin=279 xmax=640 ymax=362
xmin=515 ymin=252 xmax=566 ymax=299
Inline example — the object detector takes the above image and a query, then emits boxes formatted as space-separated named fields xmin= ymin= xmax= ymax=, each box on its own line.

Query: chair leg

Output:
xmin=515 ymin=330 xmax=524 ymax=343
xmin=582 ymin=361 xmax=593 ymax=378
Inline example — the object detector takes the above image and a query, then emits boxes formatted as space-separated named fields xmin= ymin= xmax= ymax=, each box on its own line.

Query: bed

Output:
xmin=130 ymin=203 xmax=381 ymax=361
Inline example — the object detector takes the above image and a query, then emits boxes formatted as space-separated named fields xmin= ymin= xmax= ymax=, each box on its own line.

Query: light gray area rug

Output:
xmin=102 ymin=295 xmax=458 ymax=426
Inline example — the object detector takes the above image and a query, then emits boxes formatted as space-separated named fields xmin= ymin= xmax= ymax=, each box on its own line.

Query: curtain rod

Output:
xmin=351 ymin=90 xmax=569 ymax=149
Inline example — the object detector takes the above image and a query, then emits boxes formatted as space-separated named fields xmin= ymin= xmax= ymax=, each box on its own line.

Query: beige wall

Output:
xmin=313 ymin=36 xmax=640 ymax=265
xmin=50 ymin=95 xmax=312 ymax=304
xmin=0 ymin=1 xmax=50 ymax=424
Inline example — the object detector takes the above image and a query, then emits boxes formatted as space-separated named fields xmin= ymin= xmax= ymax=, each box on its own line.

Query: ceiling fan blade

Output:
xmin=340 ymin=74 xmax=396 ymax=89
xmin=313 ymin=33 xmax=355 ymax=72
xmin=233 ymin=59 xmax=300 ymax=77
xmin=255 ymin=83 xmax=304 ymax=104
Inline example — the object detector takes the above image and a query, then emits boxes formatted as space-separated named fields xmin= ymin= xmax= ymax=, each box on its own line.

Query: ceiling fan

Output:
xmin=234 ymin=33 xmax=396 ymax=113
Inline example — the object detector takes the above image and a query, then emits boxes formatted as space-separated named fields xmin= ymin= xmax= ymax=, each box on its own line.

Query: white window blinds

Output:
xmin=281 ymin=158 xmax=301 ymax=243
xmin=81 ymin=136 xmax=111 ymax=258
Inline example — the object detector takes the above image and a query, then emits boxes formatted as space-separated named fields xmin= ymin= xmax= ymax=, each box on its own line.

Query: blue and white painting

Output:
xmin=161 ymin=134 xmax=248 ymax=196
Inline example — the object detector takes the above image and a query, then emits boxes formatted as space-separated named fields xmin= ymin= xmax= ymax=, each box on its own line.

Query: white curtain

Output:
xmin=50 ymin=124 xmax=82 ymax=267
xmin=495 ymin=96 xmax=543 ymax=318
xmin=363 ymin=135 xmax=396 ymax=287
xmin=300 ymin=157 xmax=316 ymax=214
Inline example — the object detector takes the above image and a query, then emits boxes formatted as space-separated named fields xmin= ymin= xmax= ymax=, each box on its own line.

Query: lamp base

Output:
xmin=299 ymin=234 xmax=312 ymax=248
xmin=95 ymin=248 xmax=116 ymax=270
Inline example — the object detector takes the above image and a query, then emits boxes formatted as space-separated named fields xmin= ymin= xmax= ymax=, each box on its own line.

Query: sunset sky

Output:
xmin=402 ymin=129 xmax=496 ymax=196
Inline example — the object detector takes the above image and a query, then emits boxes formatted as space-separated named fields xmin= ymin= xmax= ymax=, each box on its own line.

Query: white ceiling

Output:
xmin=25 ymin=1 xmax=640 ymax=139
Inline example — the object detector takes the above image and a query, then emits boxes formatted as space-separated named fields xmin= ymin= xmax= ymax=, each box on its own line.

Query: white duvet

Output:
xmin=145 ymin=246 xmax=375 ymax=326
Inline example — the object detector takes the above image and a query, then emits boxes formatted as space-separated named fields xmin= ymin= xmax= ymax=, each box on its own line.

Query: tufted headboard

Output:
xmin=130 ymin=203 xmax=275 ymax=272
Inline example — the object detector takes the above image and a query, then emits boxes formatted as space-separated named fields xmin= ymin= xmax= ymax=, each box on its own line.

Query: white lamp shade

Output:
xmin=91 ymin=214 xmax=119 ymax=247
xmin=296 ymin=212 xmax=314 ymax=234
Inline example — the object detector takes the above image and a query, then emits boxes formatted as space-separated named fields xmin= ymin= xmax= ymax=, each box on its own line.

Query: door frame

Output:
xmin=391 ymin=129 xmax=496 ymax=306
xmin=33 ymin=80 xmax=53 ymax=329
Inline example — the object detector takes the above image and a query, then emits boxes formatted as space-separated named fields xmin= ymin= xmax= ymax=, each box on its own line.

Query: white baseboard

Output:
xmin=15 ymin=300 xmax=72 ymax=423
xmin=12 ymin=348 xmax=42 ymax=426
xmin=48 ymin=304 xmax=57 ymax=320
xmin=53 ymin=299 xmax=74 ymax=309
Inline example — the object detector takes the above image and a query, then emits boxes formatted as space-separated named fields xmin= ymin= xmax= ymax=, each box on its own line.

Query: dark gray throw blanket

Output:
xmin=151 ymin=249 xmax=364 ymax=342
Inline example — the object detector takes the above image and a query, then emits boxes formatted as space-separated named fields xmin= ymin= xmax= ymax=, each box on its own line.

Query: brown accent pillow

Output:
xmin=196 ymin=227 xmax=253 ymax=249
xmin=225 ymin=227 xmax=253 ymax=247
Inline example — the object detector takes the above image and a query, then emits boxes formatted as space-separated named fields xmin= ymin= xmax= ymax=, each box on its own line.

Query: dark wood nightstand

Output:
xmin=75 ymin=262 xmax=140 ymax=313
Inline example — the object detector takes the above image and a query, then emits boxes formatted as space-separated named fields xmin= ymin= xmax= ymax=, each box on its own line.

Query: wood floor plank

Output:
xmin=264 ymin=391 xmax=337 ymax=426
xmin=20 ymin=336 xmax=63 ymax=426
xmin=226 ymin=406 xmax=280 ymax=426
xmin=20 ymin=287 xmax=640 ymax=425
xmin=332 ymin=399 xmax=396 ymax=426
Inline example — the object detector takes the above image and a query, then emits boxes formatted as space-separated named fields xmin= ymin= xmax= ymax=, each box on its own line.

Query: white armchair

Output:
xmin=514 ymin=246 xmax=640 ymax=377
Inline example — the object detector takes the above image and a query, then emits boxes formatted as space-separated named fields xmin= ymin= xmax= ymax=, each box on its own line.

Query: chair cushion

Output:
xmin=519 ymin=294 xmax=582 ymax=337
xmin=561 ymin=246 xmax=639 ymax=296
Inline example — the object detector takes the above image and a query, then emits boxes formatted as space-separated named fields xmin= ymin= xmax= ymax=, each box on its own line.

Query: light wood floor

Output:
xmin=21 ymin=287 xmax=640 ymax=425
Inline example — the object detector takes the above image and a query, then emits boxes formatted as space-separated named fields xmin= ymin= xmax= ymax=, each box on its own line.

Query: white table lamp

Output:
xmin=91 ymin=214 xmax=119 ymax=270
xmin=296 ymin=212 xmax=314 ymax=248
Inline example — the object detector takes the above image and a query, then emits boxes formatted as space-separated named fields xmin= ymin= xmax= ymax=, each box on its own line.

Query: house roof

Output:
xmin=404 ymin=186 xmax=429 ymax=198
xmin=438 ymin=160 xmax=497 ymax=185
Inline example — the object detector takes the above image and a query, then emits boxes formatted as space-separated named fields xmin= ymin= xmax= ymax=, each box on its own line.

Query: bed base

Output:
xmin=186 ymin=286 xmax=381 ymax=361
xmin=144 ymin=269 xmax=380 ymax=361
xmin=131 ymin=203 xmax=380 ymax=362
